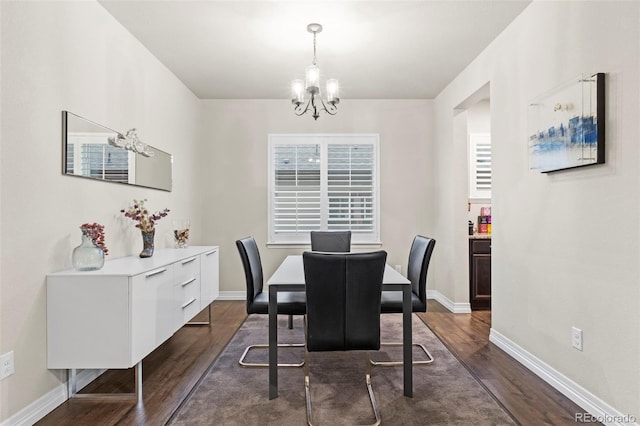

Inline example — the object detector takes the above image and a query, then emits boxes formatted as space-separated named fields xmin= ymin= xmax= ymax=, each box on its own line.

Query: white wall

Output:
xmin=198 ymin=99 xmax=434 ymax=296
xmin=0 ymin=2 xmax=202 ymax=421
xmin=433 ymin=0 xmax=639 ymax=418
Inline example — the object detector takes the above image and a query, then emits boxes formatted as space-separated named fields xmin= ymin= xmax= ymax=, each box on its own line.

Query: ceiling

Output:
xmin=99 ymin=0 xmax=530 ymax=100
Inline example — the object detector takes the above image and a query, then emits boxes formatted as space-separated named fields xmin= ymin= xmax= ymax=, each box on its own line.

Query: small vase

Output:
xmin=72 ymin=231 xmax=105 ymax=271
xmin=173 ymin=219 xmax=190 ymax=248
xmin=140 ymin=229 xmax=155 ymax=258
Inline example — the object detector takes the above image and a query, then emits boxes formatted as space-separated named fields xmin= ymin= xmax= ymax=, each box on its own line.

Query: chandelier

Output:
xmin=291 ymin=23 xmax=339 ymax=120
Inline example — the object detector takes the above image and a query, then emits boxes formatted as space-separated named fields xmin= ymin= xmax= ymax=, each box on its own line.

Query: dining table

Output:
xmin=266 ymin=254 xmax=413 ymax=400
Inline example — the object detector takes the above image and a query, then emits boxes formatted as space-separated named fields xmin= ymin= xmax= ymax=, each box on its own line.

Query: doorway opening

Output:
xmin=454 ymin=83 xmax=492 ymax=312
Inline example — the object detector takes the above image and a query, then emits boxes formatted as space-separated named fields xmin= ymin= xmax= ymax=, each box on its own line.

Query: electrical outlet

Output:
xmin=0 ymin=351 xmax=14 ymax=380
xmin=571 ymin=327 xmax=583 ymax=351
xmin=394 ymin=264 xmax=402 ymax=274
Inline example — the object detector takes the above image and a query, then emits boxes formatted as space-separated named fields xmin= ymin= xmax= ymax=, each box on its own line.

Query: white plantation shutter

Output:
xmin=327 ymin=144 xmax=374 ymax=233
xmin=469 ymin=134 xmax=492 ymax=199
xmin=273 ymin=144 xmax=321 ymax=234
xmin=269 ymin=134 xmax=379 ymax=244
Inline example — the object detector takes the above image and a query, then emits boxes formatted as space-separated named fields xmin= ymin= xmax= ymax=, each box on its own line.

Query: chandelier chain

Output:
xmin=312 ymin=32 xmax=317 ymax=66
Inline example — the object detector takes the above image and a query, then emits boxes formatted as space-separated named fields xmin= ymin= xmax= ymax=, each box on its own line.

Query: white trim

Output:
xmin=489 ymin=329 xmax=639 ymax=426
xmin=216 ymin=291 xmax=246 ymax=301
xmin=427 ymin=290 xmax=472 ymax=313
xmin=0 ymin=369 xmax=105 ymax=426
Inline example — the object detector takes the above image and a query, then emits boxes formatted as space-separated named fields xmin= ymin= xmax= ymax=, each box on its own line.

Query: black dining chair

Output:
xmin=372 ymin=235 xmax=436 ymax=367
xmin=310 ymin=230 xmax=351 ymax=252
xmin=303 ymin=250 xmax=387 ymax=426
xmin=236 ymin=237 xmax=306 ymax=368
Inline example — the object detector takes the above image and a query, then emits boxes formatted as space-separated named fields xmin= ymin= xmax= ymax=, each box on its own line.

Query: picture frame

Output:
xmin=528 ymin=73 xmax=605 ymax=173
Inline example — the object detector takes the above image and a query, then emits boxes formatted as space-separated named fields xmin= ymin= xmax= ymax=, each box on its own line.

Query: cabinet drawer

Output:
xmin=180 ymin=293 xmax=201 ymax=322
xmin=176 ymin=272 xmax=201 ymax=323
xmin=175 ymin=255 xmax=200 ymax=282
xmin=175 ymin=255 xmax=201 ymax=322
xmin=471 ymin=239 xmax=491 ymax=254
xmin=177 ymin=274 xmax=200 ymax=303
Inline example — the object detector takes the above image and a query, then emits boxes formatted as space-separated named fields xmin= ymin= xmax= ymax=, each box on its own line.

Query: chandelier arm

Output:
xmin=317 ymin=97 xmax=338 ymax=116
xmin=294 ymin=98 xmax=312 ymax=116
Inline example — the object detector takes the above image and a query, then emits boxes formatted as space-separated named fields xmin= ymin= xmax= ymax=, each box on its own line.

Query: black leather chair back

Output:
xmin=303 ymin=251 xmax=387 ymax=352
xmin=236 ymin=237 xmax=264 ymax=314
xmin=310 ymin=230 xmax=351 ymax=252
xmin=407 ymin=235 xmax=436 ymax=310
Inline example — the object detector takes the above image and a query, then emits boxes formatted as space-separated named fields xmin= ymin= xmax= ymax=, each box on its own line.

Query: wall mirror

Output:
xmin=62 ymin=111 xmax=172 ymax=191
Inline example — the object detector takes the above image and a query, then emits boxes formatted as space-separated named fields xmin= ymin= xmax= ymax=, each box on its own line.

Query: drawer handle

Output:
xmin=205 ymin=250 xmax=217 ymax=256
xmin=181 ymin=298 xmax=197 ymax=309
xmin=145 ymin=268 xmax=167 ymax=278
xmin=182 ymin=257 xmax=197 ymax=265
xmin=181 ymin=277 xmax=197 ymax=287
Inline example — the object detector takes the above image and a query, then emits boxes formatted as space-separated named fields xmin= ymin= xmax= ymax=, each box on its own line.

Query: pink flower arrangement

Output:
xmin=121 ymin=198 xmax=170 ymax=233
xmin=80 ymin=222 xmax=108 ymax=255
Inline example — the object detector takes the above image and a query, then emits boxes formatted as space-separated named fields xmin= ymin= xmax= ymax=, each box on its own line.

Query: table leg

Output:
xmin=269 ymin=285 xmax=278 ymax=399
xmin=403 ymin=284 xmax=413 ymax=397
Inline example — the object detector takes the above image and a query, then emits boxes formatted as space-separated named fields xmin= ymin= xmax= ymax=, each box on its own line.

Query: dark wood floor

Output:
xmin=417 ymin=303 xmax=589 ymax=425
xmin=37 ymin=300 xmax=587 ymax=426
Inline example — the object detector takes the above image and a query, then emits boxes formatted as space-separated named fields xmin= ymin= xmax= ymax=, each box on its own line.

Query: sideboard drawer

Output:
xmin=175 ymin=255 xmax=200 ymax=283
xmin=176 ymin=273 xmax=201 ymax=322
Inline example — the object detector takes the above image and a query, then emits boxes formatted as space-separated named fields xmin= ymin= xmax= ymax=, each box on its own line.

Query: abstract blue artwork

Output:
xmin=528 ymin=73 xmax=605 ymax=173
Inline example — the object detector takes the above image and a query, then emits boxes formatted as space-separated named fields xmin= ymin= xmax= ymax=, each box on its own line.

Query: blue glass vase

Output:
xmin=72 ymin=231 xmax=105 ymax=271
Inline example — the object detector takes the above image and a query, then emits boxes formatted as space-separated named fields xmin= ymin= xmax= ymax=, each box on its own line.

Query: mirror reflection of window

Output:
xmin=67 ymin=132 xmax=132 ymax=184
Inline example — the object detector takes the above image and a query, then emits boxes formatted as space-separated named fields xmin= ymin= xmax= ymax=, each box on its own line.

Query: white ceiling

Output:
xmin=98 ymin=0 xmax=530 ymax=100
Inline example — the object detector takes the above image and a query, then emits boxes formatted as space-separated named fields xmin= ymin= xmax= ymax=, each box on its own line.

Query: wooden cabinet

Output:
xmin=469 ymin=238 xmax=491 ymax=310
xmin=46 ymin=246 xmax=219 ymax=370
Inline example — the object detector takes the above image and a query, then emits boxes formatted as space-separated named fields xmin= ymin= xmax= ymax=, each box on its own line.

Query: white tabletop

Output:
xmin=267 ymin=255 xmax=410 ymax=286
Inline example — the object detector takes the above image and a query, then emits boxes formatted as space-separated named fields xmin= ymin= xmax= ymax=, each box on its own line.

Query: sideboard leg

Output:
xmin=135 ymin=361 xmax=143 ymax=403
xmin=66 ymin=364 xmax=141 ymax=402
xmin=186 ymin=303 xmax=212 ymax=326
xmin=68 ymin=368 xmax=78 ymax=398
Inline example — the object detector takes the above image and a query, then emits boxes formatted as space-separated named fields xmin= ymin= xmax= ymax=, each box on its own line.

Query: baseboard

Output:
xmin=0 ymin=369 xmax=105 ymax=426
xmin=427 ymin=290 xmax=472 ymax=313
xmin=489 ymin=329 xmax=638 ymax=426
xmin=216 ymin=291 xmax=245 ymax=301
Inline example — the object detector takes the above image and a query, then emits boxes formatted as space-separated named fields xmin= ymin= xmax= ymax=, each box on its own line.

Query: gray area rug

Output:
xmin=169 ymin=314 xmax=515 ymax=425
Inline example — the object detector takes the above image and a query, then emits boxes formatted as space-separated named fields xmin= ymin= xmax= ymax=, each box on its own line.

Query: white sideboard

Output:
xmin=46 ymin=246 xmax=219 ymax=401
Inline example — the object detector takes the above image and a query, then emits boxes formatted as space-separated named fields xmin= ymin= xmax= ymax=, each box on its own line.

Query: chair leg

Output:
xmin=304 ymin=349 xmax=381 ymax=426
xmin=369 ymin=342 xmax=434 ymax=366
xmin=238 ymin=343 xmax=305 ymax=368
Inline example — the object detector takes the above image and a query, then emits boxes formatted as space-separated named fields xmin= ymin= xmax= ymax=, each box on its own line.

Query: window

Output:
xmin=268 ymin=134 xmax=380 ymax=244
xmin=469 ymin=133 xmax=492 ymax=199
